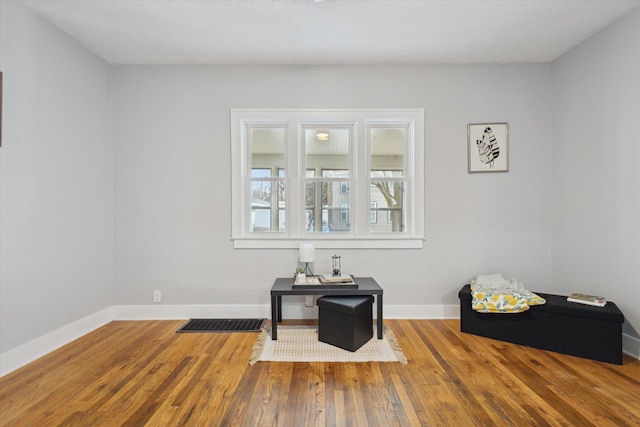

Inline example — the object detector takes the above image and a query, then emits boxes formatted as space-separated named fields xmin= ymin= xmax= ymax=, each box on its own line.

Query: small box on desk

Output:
xmin=458 ymin=284 xmax=624 ymax=364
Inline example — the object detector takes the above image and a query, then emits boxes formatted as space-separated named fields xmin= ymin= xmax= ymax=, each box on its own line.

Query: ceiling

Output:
xmin=22 ymin=0 xmax=640 ymax=65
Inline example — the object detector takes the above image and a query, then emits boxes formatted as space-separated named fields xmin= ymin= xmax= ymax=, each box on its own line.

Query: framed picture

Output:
xmin=467 ymin=123 xmax=508 ymax=173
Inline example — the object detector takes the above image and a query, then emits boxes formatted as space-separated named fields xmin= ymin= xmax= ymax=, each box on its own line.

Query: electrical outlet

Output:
xmin=305 ymin=295 xmax=314 ymax=307
xmin=153 ymin=290 xmax=162 ymax=303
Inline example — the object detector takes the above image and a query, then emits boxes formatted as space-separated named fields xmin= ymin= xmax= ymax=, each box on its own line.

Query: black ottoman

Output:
xmin=459 ymin=284 xmax=624 ymax=364
xmin=317 ymin=295 xmax=374 ymax=352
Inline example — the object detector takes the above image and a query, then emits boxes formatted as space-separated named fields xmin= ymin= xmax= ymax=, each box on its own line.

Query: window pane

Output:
xmin=370 ymin=181 xmax=405 ymax=232
xmin=303 ymin=169 xmax=316 ymax=231
xmin=250 ymin=179 xmax=286 ymax=232
xmin=249 ymin=128 xmax=286 ymax=233
xmin=370 ymin=128 xmax=405 ymax=232
xmin=321 ymin=182 xmax=350 ymax=233
xmin=305 ymin=128 xmax=350 ymax=172
xmin=304 ymin=181 xmax=351 ymax=233
xmin=306 ymin=168 xmax=352 ymax=233
xmin=305 ymin=181 xmax=317 ymax=232
xmin=370 ymin=128 xmax=404 ymax=176
xmin=250 ymin=180 xmax=271 ymax=232
xmin=251 ymin=128 xmax=285 ymax=173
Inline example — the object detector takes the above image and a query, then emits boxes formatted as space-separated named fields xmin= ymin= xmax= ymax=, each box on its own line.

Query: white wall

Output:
xmin=113 ymin=64 xmax=551 ymax=308
xmin=550 ymin=9 xmax=640 ymax=341
xmin=0 ymin=2 xmax=113 ymax=354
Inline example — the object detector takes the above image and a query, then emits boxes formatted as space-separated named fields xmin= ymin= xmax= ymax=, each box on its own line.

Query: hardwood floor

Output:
xmin=1 ymin=319 xmax=639 ymax=426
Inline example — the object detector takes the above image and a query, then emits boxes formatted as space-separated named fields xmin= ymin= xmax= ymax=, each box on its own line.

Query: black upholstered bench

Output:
xmin=458 ymin=284 xmax=624 ymax=364
xmin=317 ymin=295 xmax=374 ymax=352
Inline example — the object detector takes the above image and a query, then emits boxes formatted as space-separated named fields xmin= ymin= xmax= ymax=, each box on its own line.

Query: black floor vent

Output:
xmin=177 ymin=318 xmax=265 ymax=333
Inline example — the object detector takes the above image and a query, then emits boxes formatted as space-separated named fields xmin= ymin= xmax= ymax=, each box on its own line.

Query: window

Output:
xmin=231 ymin=109 xmax=424 ymax=248
xmin=340 ymin=203 xmax=350 ymax=223
xmin=340 ymin=182 xmax=349 ymax=195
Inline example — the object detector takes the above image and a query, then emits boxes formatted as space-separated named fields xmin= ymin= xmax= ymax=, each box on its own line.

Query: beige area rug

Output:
xmin=249 ymin=325 xmax=407 ymax=365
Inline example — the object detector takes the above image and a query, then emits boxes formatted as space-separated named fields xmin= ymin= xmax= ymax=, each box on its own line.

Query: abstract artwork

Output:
xmin=468 ymin=123 xmax=508 ymax=173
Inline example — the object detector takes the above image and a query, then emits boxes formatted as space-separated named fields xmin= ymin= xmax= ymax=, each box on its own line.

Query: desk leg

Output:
xmin=271 ymin=294 xmax=278 ymax=340
xmin=377 ymin=294 xmax=383 ymax=339
xmin=277 ymin=295 xmax=282 ymax=322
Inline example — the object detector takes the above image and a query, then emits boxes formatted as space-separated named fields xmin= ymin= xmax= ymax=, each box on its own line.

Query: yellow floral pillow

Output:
xmin=471 ymin=285 xmax=546 ymax=313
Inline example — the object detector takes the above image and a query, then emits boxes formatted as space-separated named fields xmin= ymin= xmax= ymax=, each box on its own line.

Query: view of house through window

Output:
xmin=370 ymin=127 xmax=406 ymax=233
xmin=249 ymin=127 xmax=286 ymax=232
xmin=231 ymin=109 xmax=424 ymax=248
xmin=304 ymin=126 xmax=352 ymax=234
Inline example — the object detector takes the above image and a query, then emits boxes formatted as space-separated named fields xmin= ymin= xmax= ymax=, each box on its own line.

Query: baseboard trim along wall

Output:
xmin=623 ymin=333 xmax=640 ymax=360
xmin=0 ymin=307 xmax=113 ymax=377
xmin=2 ymin=304 xmax=638 ymax=377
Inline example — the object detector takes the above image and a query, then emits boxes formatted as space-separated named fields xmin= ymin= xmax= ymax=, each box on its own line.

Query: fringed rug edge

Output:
xmin=382 ymin=325 xmax=408 ymax=365
xmin=249 ymin=325 xmax=271 ymax=366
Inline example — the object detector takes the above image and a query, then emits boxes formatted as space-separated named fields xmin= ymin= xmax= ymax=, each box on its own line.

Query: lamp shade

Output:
xmin=299 ymin=242 xmax=316 ymax=263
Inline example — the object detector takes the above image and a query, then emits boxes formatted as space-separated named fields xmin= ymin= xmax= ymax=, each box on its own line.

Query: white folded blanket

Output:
xmin=475 ymin=273 xmax=510 ymax=287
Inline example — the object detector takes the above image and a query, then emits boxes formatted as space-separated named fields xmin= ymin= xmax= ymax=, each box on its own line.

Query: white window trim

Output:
xmin=231 ymin=109 xmax=425 ymax=249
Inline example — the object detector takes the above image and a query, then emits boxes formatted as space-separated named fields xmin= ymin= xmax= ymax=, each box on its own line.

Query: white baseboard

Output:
xmin=385 ymin=304 xmax=460 ymax=319
xmin=623 ymin=333 xmax=640 ymax=359
xmin=112 ymin=304 xmax=272 ymax=320
xmin=0 ymin=307 xmax=113 ymax=377
xmin=2 ymin=303 xmax=638 ymax=377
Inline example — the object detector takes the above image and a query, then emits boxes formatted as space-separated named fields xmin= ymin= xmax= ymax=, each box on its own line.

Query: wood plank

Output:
xmin=1 ymin=319 xmax=639 ymax=426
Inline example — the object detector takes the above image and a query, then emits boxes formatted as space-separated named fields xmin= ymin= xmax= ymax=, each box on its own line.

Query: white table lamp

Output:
xmin=299 ymin=242 xmax=315 ymax=276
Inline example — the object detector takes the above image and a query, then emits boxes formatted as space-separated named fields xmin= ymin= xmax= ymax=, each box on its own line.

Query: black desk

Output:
xmin=270 ymin=277 xmax=383 ymax=340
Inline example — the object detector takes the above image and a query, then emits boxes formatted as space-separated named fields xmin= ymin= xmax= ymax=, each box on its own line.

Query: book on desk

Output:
xmin=292 ymin=274 xmax=358 ymax=289
xmin=319 ymin=274 xmax=355 ymax=284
